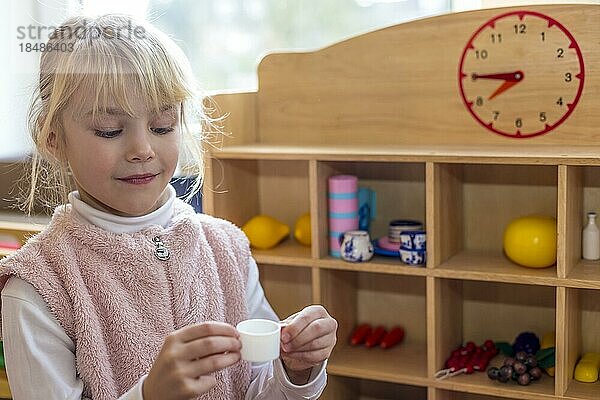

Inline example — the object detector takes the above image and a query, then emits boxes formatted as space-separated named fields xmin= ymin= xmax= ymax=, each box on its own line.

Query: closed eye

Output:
xmin=94 ymin=129 xmax=122 ymax=138
xmin=151 ymin=127 xmax=175 ymax=135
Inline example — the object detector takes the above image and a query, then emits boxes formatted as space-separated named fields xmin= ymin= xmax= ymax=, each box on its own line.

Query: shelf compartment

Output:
xmin=323 ymin=376 xmax=427 ymax=400
xmin=204 ymin=158 xmax=311 ymax=262
xmin=433 ymin=163 xmax=558 ymax=277
xmin=321 ymin=269 xmax=427 ymax=385
xmin=432 ymin=278 xmax=556 ymax=397
xmin=315 ymin=161 xmax=425 ymax=259
xmin=562 ymin=288 xmax=600 ymax=400
xmin=561 ymin=166 xmax=600 ymax=283
xmin=328 ymin=342 xmax=428 ymax=386
xmin=257 ymin=264 xmax=312 ymax=320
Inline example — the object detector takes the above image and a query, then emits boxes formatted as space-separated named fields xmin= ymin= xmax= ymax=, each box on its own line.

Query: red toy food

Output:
xmin=350 ymin=323 xmax=372 ymax=346
xmin=365 ymin=326 xmax=387 ymax=348
xmin=436 ymin=340 xmax=498 ymax=379
xmin=380 ymin=326 xmax=405 ymax=349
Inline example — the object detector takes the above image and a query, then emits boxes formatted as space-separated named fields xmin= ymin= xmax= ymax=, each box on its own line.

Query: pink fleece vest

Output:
xmin=0 ymin=199 xmax=251 ymax=399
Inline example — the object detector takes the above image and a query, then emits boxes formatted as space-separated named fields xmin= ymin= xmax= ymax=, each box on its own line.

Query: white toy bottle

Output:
xmin=583 ymin=212 xmax=600 ymax=260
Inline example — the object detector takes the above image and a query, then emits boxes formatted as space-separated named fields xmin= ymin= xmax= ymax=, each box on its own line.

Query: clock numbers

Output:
xmin=514 ymin=24 xmax=527 ymax=34
xmin=493 ymin=111 xmax=500 ymax=120
xmin=557 ymin=97 xmax=563 ymax=106
xmin=540 ymin=112 xmax=547 ymax=122
xmin=565 ymin=72 xmax=572 ymax=82
xmin=516 ymin=118 xmax=523 ymax=128
xmin=491 ymin=33 xmax=502 ymax=43
xmin=557 ymin=48 xmax=564 ymax=58
xmin=475 ymin=49 xmax=488 ymax=59
xmin=541 ymin=31 xmax=546 ymax=41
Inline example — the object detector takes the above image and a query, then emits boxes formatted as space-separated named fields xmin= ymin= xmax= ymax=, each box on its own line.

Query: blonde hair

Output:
xmin=23 ymin=14 xmax=210 ymax=215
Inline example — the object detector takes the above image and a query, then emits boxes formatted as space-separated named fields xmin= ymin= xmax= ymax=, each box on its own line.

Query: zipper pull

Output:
xmin=152 ymin=236 xmax=170 ymax=261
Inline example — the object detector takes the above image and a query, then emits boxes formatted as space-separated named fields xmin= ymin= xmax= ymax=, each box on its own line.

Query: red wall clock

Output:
xmin=458 ymin=10 xmax=585 ymax=138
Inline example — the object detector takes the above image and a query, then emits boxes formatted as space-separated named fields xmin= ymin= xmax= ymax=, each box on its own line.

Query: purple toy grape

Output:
xmin=504 ymin=357 xmax=516 ymax=367
xmin=517 ymin=373 xmax=531 ymax=386
xmin=514 ymin=361 xmax=527 ymax=375
xmin=487 ymin=367 xmax=500 ymax=380
xmin=529 ymin=367 xmax=543 ymax=381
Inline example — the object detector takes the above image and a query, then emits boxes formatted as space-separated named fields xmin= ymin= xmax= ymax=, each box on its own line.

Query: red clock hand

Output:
xmin=471 ymin=70 xmax=524 ymax=100
xmin=471 ymin=71 xmax=523 ymax=82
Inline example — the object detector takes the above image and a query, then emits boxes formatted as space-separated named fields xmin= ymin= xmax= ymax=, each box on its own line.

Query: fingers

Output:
xmin=168 ymin=322 xmax=241 ymax=361
xmin=186 ymin=351 xmax=242 ymax=378
xmin=172 ymin=321 xmax=239 ymax=343
xmin=183 ymin=335 xmax=242 ymax=360
xmin=281 ymin=305 xmax=328 ymax=342
xmin=281 ymin=347 xmax=333 ymax=366
xmin=282 ymin=332 xmax=333 ymax=353
xmin=281 ymin=306 xmax=337 ymax=351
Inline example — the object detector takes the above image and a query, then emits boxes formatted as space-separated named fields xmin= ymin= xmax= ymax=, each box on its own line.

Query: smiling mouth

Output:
xmin=117 ymin=173 xmax=159 ymax=185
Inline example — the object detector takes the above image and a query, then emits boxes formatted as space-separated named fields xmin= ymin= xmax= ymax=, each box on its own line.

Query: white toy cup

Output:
xmin=236 ymin=319 xmax=281 ymax=363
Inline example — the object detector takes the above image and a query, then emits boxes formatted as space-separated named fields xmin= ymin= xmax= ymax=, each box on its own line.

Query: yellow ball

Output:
xmin=503 ymin=215 xmax=557 ymax=268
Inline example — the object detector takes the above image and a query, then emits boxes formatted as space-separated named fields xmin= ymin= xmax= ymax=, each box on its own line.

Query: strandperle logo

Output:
xmin=16 ymin=19 xmax=147 ymax=41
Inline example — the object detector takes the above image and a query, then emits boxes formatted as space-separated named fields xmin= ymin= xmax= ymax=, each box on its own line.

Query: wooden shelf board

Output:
xmin=435 ymin=251 xmax=560 ymax=286
xmin=563 ymin=380 xmax=600 ymax=400
xmin=211 ymin=144 xmax=600 ymax=165
xmin=327 ymin=343 xmax=428 ymax=387
xmin=564 ymin=261 xmax=600 ymax=289
xmin=317 ymin=256 xmax=428 ymax=276
xmin=251 ymin=240 xmax=313 ymax=267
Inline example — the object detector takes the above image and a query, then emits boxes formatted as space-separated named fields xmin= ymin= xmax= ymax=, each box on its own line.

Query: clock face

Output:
xmin=458 ymin=10 xmax=585 ymax=138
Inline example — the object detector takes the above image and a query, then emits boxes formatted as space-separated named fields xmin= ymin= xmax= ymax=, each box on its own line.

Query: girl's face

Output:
xmin=59 ymin=89 xmax=181 ymax=217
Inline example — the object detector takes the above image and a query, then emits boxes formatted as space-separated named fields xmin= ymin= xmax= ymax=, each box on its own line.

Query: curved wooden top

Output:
xmin=255 ymin=4 xmax=600 ymax=147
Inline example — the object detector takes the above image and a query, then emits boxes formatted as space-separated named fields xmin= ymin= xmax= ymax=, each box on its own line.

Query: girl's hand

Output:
xmin=279 ymin=305 xmax=338 ymax=384
xmin=143 ymin=322 xmax=242 ymax=400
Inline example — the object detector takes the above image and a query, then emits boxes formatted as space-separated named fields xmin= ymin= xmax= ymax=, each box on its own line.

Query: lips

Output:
xmin=117 ymin=173 xmax=159 ymax=184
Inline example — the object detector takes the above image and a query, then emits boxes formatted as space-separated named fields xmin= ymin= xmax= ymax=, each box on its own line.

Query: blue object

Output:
xmin=372 ymin=239 xmax=399 ymax=257
xmin=358 ymin=187 xmax=376 ymax=231
xmin=170 ymin=176 xmax=202 ymax=213
xmin=399 ymin=230 xmax=427 ymax=250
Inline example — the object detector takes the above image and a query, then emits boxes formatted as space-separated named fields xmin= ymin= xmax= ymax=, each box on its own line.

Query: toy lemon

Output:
xmin=503 ymin=215 xmax=557 ymax=268
xmin=294 ymin=213 xmax=312 ymax=246
xmin=242 ymin=215 xmax=290 ymax=250
xmin=574 ymin=352 xmax=600 ymax=383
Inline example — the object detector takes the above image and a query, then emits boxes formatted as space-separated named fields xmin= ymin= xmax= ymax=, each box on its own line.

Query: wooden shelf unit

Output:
xmin=203 ymin=147 xmax=600 ymax=399
xmin=201 ymin=4 xmax=600 ymax=398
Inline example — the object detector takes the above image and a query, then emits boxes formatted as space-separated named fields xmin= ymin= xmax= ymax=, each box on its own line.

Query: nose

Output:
xmin=126 ymin=126 xmax=155 ymax=162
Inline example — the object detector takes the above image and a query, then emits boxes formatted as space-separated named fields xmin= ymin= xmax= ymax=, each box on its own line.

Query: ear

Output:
xmin=47 ymin=131 xmax=65 ymax=162
xmin=47 ymin=131 xmax=57 ymax=149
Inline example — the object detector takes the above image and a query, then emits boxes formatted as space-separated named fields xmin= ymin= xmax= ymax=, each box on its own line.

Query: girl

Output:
xmin=0 ymin=14 xmax=337 ymax=400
